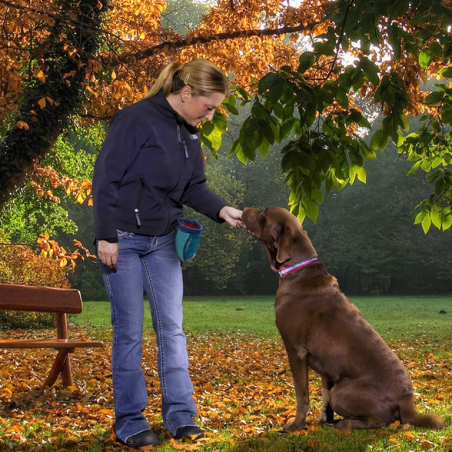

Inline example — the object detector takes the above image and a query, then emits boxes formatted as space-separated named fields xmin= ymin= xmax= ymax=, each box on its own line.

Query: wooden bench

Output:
xmin=0 ymin=283 xmax=104 ymax=388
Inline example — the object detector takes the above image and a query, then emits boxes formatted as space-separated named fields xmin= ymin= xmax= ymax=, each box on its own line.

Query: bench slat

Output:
xmin=0 ymin=339 xmax=103 ymax=349
xmin=0 ymin=284 xmax=82 ymax=313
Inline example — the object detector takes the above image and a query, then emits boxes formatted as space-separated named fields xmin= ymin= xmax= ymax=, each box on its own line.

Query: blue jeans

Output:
xmin=99 ymin=229 xmax=197 ymax=442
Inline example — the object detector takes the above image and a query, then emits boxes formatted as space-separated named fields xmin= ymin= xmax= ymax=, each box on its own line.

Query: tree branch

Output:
xmin=115 ymin=22 xmax=321 ymax=64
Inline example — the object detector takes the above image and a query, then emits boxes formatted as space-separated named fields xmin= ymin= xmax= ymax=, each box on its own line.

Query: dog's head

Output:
xmin=242 ymin=206 xmax=317 ymax=272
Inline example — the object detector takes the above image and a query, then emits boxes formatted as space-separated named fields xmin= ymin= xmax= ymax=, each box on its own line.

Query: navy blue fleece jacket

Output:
xmin=92 ymin=91 xmax=227 ymax=240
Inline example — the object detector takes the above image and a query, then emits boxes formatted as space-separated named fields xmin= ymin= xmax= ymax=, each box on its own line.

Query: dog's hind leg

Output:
xmin=317 ymin=377 xmax=335 ymax=425
xmin=329 ymin=380 xmax=393 ymax=430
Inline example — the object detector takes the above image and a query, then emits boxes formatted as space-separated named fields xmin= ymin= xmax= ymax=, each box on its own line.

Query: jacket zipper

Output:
xmin=163 ymin=124 xmax=185 ymax=231
xmin=177 ymin=124 xmax=189 ymax=159
xmin=135 ymin=178 xmax=144 ymax=227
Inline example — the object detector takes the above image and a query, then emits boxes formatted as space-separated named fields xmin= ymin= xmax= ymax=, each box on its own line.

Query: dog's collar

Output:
xmin=278 ymin=257 xmax=319 ymax=278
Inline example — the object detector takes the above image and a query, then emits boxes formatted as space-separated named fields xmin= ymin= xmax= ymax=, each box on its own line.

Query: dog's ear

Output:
xmin=272 ymin=224 xmax=293 ymax=264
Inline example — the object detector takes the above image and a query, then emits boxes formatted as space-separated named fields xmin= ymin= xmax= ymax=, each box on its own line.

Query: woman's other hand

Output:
xmin=219 ymin=206 xmax=244 ymax=229
xmin=97 ymin=240 xmax=119 ymax=269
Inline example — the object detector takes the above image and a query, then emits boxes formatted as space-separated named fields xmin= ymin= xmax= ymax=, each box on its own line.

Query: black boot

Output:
xmin=174 ymin=425 xmax=204 ymax=441
xmin=117 ymin=429 xmax=162 ymax=448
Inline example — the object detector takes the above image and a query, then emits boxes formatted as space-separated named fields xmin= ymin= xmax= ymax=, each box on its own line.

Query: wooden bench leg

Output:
xmin=43 ymin=349 xmax=74 ymax=388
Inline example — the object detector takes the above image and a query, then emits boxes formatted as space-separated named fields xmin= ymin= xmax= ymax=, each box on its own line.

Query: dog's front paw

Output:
xmin=317 ymin=411 xmax=336 ymax=425
xmin=283 ymin=420 xmax=306 ymax=432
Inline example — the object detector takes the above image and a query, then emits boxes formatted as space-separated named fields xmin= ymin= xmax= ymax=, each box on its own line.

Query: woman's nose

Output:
xmin=205 ymin=111 xmax=215 ymax=121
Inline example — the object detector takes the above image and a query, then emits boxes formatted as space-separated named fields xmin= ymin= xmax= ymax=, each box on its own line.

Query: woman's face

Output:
xmin=179 ymin=89 xmax=225 ymax=127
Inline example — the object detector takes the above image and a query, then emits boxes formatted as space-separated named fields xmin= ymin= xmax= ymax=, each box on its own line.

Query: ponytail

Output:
xmin=144 ymin=59 xmax=228 ymax=99
xmin=144 ymin=61 xmax=182 ymax=98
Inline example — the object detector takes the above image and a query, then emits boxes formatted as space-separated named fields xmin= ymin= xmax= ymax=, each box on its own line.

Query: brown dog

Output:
xmin=242 ymin=206 xmax=445 ymax=431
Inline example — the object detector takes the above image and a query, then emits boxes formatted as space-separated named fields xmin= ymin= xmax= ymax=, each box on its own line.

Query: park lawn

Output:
xmin=0 ymin=295 xmax=451 ymax=451
xmin=72 ymin=295 xmax=452 ymax=343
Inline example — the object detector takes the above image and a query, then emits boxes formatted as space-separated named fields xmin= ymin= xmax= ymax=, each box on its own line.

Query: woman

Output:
xmin=92 ymin=59 xmax=243 ymax=449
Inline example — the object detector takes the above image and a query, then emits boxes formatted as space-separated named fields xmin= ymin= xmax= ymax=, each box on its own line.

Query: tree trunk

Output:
xmin=0 ymin=0 xmax=110 ymax=207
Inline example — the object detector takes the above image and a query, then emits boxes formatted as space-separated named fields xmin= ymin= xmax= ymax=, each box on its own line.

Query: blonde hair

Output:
xmin=144 ymin=59 xmax=228 ymax=98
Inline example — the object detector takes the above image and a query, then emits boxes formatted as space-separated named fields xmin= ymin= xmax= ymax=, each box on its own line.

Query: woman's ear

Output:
xmin=181 ymin=86 xmax=191 ymax=102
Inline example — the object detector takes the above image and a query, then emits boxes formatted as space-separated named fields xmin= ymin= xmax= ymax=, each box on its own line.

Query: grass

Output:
xmin=1 ymin=295 xmax=451 ymax=452
xmin=72 ymin=295 xmax=452 ymax=343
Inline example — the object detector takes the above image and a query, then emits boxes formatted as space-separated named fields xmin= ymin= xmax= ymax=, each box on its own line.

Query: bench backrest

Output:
xmin=0 ymin=284 xmax=83 ymax=314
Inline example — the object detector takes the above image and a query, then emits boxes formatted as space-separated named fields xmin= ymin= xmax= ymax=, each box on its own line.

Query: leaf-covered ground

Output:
xmin=0 ymin=327 xmax=451 ymax=451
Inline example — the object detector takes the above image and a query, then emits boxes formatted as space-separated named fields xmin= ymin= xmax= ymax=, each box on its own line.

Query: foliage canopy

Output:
xmin=0 ymin=0 xmax=452 ymax=287
xmin=1 ymin=0 xmax=451 ymax=234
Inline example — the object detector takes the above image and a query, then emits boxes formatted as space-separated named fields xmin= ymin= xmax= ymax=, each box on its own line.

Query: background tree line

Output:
xmin=0 ymin=0 xmax=451 ymax=298
xmin=4 ymin=108 xmax=449 ymax=299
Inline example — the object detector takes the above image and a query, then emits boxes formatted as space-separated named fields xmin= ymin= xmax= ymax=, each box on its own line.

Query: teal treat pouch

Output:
xmin=175 ymin=218 xmax=203 ymax=263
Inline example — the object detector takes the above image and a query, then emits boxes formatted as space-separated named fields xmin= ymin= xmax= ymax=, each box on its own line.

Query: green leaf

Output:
xmin=442 ymin=213 xmax=452 ymax=231
xmin=236 ymin=147 xmax=249 ymax=165
xmin=204 ymin=127 xmax=222 ymax=151
xmin=257 ymin=139 xmax=270 ymax=158
xmin=313 ymin=41 xmax=336 ymax=56
xmin=252 ymin=101 xmax=270 ymax=120
xmin=429 ymin=41 xmax=442 ymax=57
xmin=312 ymin=188 xmax=323 ymax=204
xmin=401 ymin=114 xmax=410 ymax=131
xmin=421 ymin=213 xmax=432 ymax=234
xmin=298 ymin=52 xmax=315 ymax=73
xmin=258 ymin=72 xmax=279 ymax=94
xmin=440 ymin=106 xmax=452 ymax=125
xmin=253 ymin=118 xmax=275 ymax=145
xmin=336 ymin=89 xmax=349 ymax=109
xmin=222 ymin=95 xmax=239 ymax=115
xmin=355 ymin=166 xmax=367 ymax=183
xmin=370 ymin=129 xmax=389 ymax=151
xmin=273 ymin=102 xmax=285 ymax=120
xmin=424 ymin=91 xmax=444 ymax=105
xmin=414 ymin=209 xmax=426 ymax=225
xmin=351 ymin=70 xmax=365 ymax=92
xmin=213 ymin=112 xmax=228 ymax=132
xmin=431 ymin=209 xmax=442 ymax=230
xmin=231 ymin=86 xmax=251 ymax=102
xmin=302 ymin=196 xmax=319 ymax=223
xmin=280 ymin=118 xmax=295 ymax=140
xmin=281 ymin=151 xmax=298 ymax=173
xmin=267 ymin=80 xmax=286 ymax=106
xmin=439 ymin=67 xmax=452 ymax=78
xmin=407 ymin=160 xmax=422 ymax=176
xmin=419 ymin=50 xmax=432 ymax=69
xmin=229 ymin=140 xmax=247 ymax=164
xmin=388 ymin=24 xmax=402 ymax=60
xmin=349 ymin=166 xmax=357 ymax=185
xmin=303 ymin=102 xmax=317 ymax=128
xmin=359 ymin=57 xmax=380 ymax=86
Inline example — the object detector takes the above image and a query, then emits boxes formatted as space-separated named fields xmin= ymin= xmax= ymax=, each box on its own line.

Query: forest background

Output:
xmin=0 ymin=0 xmax=451 ymax=300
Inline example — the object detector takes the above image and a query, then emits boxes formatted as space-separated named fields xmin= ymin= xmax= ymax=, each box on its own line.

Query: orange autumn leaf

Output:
xmin=33 ymin=67 xmax=46 ymax=83
xmin=16 ymin=120 xmax=29 ymax=130
xmin=0 ymin=331 xmax=449 ymax=451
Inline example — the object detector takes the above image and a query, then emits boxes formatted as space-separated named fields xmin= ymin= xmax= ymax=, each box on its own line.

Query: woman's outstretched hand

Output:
xmin=219 ymin=206 xmax=244 ymax=229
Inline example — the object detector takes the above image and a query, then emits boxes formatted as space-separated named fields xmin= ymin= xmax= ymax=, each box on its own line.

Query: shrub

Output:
xmin=0 ymin=232 xmax=70 ymax=329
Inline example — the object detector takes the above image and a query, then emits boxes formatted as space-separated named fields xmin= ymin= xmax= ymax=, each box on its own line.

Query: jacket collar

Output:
xmin=147 ymin=90 xmax=199 ymax=134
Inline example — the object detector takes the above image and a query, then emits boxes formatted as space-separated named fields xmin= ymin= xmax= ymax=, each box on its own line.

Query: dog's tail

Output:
xmin=398 ymin=398 xmax=445 ymax=429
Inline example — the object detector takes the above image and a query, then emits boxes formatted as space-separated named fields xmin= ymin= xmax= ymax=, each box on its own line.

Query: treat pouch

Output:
xmin=175 ymin=218 xmax=203 ymax=263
